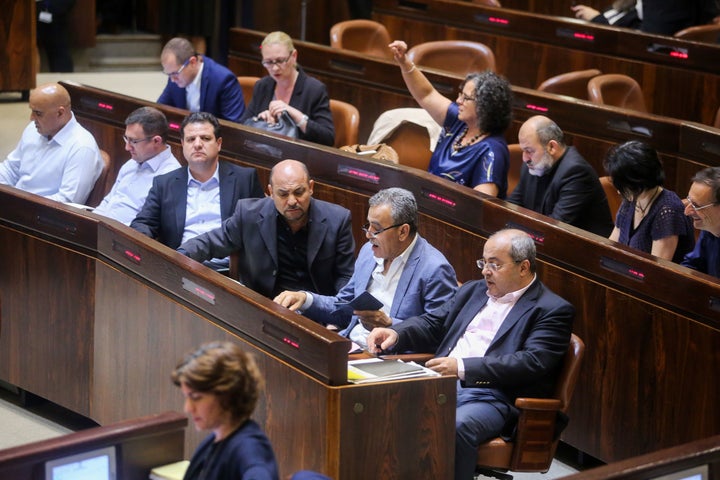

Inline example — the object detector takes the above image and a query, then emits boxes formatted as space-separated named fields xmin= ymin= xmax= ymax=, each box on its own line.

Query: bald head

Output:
xmin=268 ymin=160 xmax=314 ymax=232
xmin=29 ymin=83 xmax=72 ymax=138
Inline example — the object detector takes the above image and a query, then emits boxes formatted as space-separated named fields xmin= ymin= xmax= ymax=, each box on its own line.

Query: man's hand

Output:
xmin=366 ymin=328 xmax=399 ymax=354
xmin=273 ymin=291 xmax=306 ymax=311
xmin=425 ymin=357 xmax=458 ymax=376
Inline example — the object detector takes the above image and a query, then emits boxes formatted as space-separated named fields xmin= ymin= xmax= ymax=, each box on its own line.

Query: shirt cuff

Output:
xmin=456 ymin=357 xmax=466 ymax=381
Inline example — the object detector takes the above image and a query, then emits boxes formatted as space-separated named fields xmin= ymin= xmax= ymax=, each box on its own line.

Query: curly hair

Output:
xmin=462 ymin=71 xmax=513 ymax=135
xmin=172 ymin=342 xmax=263 ymax=424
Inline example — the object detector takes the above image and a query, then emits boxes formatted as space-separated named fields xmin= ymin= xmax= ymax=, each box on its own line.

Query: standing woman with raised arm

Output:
xmin=173 ymin=341 xmax=279 ymax=480
xmin=241 ymin=31 xmax=335 ymax=146
xmin=388 ymin=40 xmax=513 ymax=198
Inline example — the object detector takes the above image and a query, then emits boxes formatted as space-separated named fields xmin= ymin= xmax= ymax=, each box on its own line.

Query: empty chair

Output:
xmin=237 ymin=76 xmax=260 ymax=105
xmin=600 ymin=176 xmax=623 ymax=220
xmin=85 ymin=149 xmax=112 ymax=208
xmin=407 ymin=40 xmax=496 ymax=76
xmin=476 ymin=334 xmax=585 ymax=480
xmin=507 ymin=143 xmax=523 ymax=194
xmin=329 ymin=19 xmax=394 ymax=59
xmin=329 ymin=99 xmax=360 ymax=148
xmin=673 ymin=23 xmax=720 ymax=43
xmin=536 ymin=69 xmax=602 ymax=100
xmin=587 ymin=73 xmax=648 ymax=113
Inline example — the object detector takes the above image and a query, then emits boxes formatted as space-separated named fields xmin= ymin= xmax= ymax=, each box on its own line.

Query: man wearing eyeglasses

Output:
xmin=682 ymin=167 xmax=720 ymax=278
xmin=92 ymin=107 xmax=181 ymax=225
xmin=273 ymin=188 xmax=457 ymax=346
xmin=0 ymin=82 xmax=103 ymax=204
xmin=368 ymin=229 xmax=574 ymax=480
xmin=157 ymin=37 xmax=245 ymax=123
xmin=177 ymin=159 xmax=355 ymax=298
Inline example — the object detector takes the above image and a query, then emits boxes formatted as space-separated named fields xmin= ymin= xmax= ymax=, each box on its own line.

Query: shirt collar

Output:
xmin=48 ymin=113 xmax=77 ymax=144
xmin=187 ymin=60 xmax=204 ymax=92
xmin=187 ymin=161 xmax=220 ymax=186
xmin=488 ymin=274 xmax=537 ymax=304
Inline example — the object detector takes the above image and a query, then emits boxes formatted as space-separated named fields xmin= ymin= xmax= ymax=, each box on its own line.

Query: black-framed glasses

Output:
xmin=261 ymin=52 xmax=293 ymax=67
xmin=457 ymin=91 xmax=477 ymax=103
xmin=476 ymin=259 xmax=520 ymax=272
xmin=361 ymin=223 xmax=404 ymax=239
xmin=164 ymin=56 xmax=193 ymax=77
xmin=123 ymin=135 xmax=153 ymax=145
xmin=686 ymin=196 xmax=718 ymax=213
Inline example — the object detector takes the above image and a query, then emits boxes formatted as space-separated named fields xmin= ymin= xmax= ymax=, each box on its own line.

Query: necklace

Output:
xmin=634 ymin=187 xmax=661 ymax=215
xmin=452 ymin=127 xmax=483 ymax=151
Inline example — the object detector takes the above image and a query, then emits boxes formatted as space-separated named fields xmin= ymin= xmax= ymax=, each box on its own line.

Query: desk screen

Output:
xmin=45 ymin=445 xmax=117 ymax=480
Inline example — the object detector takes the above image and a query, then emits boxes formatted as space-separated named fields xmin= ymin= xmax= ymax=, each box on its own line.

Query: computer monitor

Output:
xmin=44 ymin=445 xmax=117 ymax=480
xmin=651 ymin=464 xmax=709 ymax=480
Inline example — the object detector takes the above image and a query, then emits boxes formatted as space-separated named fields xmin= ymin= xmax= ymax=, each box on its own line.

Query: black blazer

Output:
xmin=130 ymin=162 xmax=263 ymax=249
xmin=241 ymin=66 xmax=335 ymax=146
xmin=178 ymin=196 xmax=355 ymax=298
xmin=507 ymin=146 xmax=614 ymax=237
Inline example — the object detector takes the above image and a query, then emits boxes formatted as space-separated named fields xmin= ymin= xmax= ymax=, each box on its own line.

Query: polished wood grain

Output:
xmin=0 ymin=412 xmax=186 ymax=480
xmin=0 ymin=0 xmax=36 ymax=95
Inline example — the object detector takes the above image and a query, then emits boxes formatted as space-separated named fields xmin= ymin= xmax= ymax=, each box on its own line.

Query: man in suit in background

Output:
xmin=131 ymin=112 xmax=262 ymax=270
xmin=178 ymin=159 xmax=355 ymax=298
xmin=507 ymin=115 xmax=614 ymax=237
xmin=682 ymin=166 xmax=720 ymax=278
xmin=93 ymin=106 xmax=181 ymax=225
xmin=158 ymin=37 xmax=246 ymax=123
xmin=368 ymin=229 xmax=574 ymax=480
xmin=274 ymin=187 xmax=457 ymax=346
xmin=0 ymin=82 xmax=103 ymax=204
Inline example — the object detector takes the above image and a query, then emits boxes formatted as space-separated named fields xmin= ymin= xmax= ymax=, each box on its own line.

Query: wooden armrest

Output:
xmin=514 ymin=397 xmax=562 ymax=411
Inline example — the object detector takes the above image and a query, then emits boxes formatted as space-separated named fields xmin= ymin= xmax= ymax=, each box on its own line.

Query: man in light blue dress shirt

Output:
xmin=0 ymin=83 xmax=103 ymax=204
xmin=93 ymin=107 xmax=181 ymax=225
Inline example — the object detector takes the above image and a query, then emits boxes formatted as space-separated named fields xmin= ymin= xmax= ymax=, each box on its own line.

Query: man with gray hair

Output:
xmin=93 ymin=106 xmax=181 ymax=225
xmin=158 ymin=37 xmax=245 ymax=122
xmin=508 ymin=115 xmax=613 ymax=236
xmin=274 ymin=187 xmax=457 ymax=348
xmin=682 ymin=166 xmax=720 ymax=278
xmin=368 ymin=228 xmax=574 ymax=480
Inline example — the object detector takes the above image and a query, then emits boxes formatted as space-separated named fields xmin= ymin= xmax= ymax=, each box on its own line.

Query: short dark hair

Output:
xmin=180 ymin=112 xmax=221 ymax=140
xmin=463 ymin=71 xmax=513 ymax=135
xmin=692 ymin=167 xmax=720 ymax=203
xmin=171 ymin=341 xmax=263 ymax=424
xmin=162 ymin=37 xmax=196 ymax=64
xmin=603 ymin=140 xmax=665 ymax=199
xmin=125 ymin=106 xmax=169 ymax=142
xmin=368 ymin=187 xmax=418 ymax=235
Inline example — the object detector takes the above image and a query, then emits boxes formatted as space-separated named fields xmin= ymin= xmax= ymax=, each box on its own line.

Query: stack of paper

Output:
xmin=149 ymin=460 xmax=190 ymax=480
xmin=347 ymin=358 xmax=440 ymax=384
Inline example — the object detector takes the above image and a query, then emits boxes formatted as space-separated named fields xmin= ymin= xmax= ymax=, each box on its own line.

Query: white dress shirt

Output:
xmin=0 ymin=114 xmax=103 ymax=203
xmin=185 ymin=61 xmax=204 ymax=112
xmin=93 ymin=146 xmax=180 ymax=225
xmin=182 ymin=164 xmax=227 ymax=268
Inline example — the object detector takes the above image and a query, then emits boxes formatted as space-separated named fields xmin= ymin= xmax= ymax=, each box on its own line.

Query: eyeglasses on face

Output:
xmin=123 ymin=135 xmax=153 ymax=145
xmin=361 ymin=222 xmax=404 ymax=239
xmin=164 ymin=56 xmax=193 ymax=77
xmin=476 ymin=259 xmax=520 ymax=272
xmin=457 ymin=91 xmax=477 ymax=103
xmin=686 ymin=196 xmax=718 ymax=212
xmin=261 ymin=52 xmax=293 ymax=67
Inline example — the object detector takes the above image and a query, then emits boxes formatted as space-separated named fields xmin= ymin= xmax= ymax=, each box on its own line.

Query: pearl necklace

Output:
xmin=453 ymin=127 xmax=483 ymax=151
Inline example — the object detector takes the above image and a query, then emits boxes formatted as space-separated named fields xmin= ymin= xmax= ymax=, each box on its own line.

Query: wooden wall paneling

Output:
xmin=0 ymin=0 xmax=36 ymax=95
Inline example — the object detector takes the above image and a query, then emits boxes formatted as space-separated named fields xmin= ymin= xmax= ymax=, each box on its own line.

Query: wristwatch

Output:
xmin=298 ymin=114 xmax=309 ymax=128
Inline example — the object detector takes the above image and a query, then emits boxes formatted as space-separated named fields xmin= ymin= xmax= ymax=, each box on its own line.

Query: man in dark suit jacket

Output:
xmin=178 ymin=159 xmax=355 ymax=298
xmin=158 ymin=37 xmax=245 ymax=123
xmin=507 ymin=115 xmax=614 ymax=237
xmin=274 ymin=187 xmax=457 ymax=344
xmin=368 ymin=229 xmax=574 ymax=480
xmin=131 ymin=112 xmax=262 ymax=256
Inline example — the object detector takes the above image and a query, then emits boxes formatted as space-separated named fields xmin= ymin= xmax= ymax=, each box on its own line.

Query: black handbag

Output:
xmin=243 ymin=110 xmax=299 ymax=139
